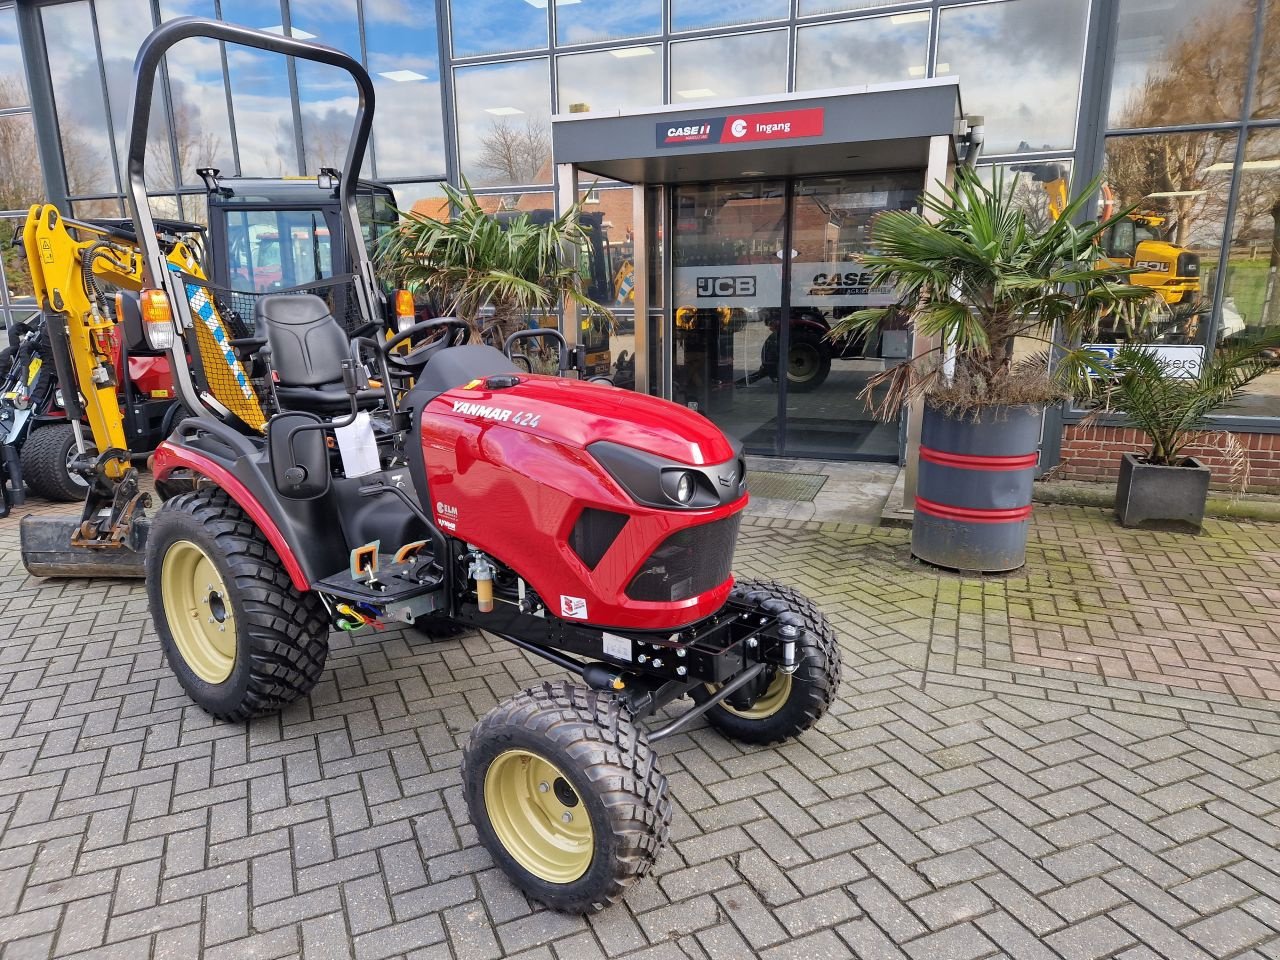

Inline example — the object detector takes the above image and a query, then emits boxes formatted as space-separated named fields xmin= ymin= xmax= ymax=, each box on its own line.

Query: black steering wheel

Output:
xmin=382 ymin=317 xmax=471 ymax=373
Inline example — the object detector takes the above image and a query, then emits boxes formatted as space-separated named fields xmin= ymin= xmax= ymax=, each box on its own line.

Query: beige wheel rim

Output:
xmin=161 ymin=539 xmax=237 ymax=684
xmin=484 ymin=749 xmax=594 ymax=884
xmin=709 ymin=669 xmax=793 ymax=720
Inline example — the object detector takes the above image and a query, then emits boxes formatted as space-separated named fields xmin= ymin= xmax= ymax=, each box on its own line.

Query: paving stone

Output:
xmin=3 ymin=507 xmax=1280 ymax=960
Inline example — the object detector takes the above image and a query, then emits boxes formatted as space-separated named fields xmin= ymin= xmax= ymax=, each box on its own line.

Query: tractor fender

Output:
xmin=152 ymin=441 xmax=311 ymax=591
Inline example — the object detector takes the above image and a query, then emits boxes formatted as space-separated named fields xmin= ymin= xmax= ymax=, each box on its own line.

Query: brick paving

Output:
xmin=2 ymin=498 xmax=1280 ymax=959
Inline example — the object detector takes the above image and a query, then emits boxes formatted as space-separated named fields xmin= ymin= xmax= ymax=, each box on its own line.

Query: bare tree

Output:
xmin=1105 ymin=1 xmax=1256 ymax=248
xmin=475 ymin=117 xmax=550 ymax=186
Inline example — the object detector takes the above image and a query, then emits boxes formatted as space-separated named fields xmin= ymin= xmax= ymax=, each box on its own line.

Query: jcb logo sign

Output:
xmin=1135 ymin=260 xmax=1170 ymax=273
xmin=696 ymin=276 xmax=756 ymax=298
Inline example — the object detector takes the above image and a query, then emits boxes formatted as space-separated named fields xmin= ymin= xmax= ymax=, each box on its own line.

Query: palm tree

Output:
xmin=832 ymin=167 xmax=1157 ymax=417
xmin=377 ymin=181 xmax=611 ymax=349
xmin=1084 ymin=338 xmax=1280 ymax=487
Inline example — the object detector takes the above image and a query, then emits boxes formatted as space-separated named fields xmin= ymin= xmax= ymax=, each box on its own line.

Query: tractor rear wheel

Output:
xmin=21 ymin=423 xmax=91 ymax=502
xmin=146 ymin=489 xmax=329 ymax=722
xmin=693 ymin=579 xmax=841 ymax=744
xmin=463 ymin=680 xmax=671 ymax=913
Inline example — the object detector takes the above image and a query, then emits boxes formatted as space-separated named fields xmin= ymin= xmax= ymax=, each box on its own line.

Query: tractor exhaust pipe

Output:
xmin=19 ymin=515 xmax=147 ymax=579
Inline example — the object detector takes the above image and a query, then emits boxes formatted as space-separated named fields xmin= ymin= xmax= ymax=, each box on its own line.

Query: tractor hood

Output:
xmin=429 ymin=373 xmax=737 ymax=466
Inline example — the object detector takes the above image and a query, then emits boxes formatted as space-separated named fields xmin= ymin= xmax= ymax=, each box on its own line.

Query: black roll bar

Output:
xmin=124 ymin=17 xmax=381 ymax=420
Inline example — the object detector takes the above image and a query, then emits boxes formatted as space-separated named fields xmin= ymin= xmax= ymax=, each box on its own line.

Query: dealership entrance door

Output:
xmin=670 ymin=173 xmax=921 ymax=460
xmin=551 ymin=81 xmax=966 ymax=463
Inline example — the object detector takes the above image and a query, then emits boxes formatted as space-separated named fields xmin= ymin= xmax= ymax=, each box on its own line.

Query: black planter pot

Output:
xmin=912 ymin=403 xmax=1043 ymax=573
xmin=1114 ymin=452 xmax=1211 ymax=532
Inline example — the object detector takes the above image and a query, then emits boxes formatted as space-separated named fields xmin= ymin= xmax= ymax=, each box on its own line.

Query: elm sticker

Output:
xmin=560 ymin=595 xmax=589 ymax=619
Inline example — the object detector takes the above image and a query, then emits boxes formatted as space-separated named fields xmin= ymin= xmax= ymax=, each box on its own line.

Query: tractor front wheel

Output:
xmin=693 ymin=579 xmax=841 ymax=744
xmin=146 ymin=490 xmax=330 ymax=722
xmin=463 ymin=680 xmax=671 ymax=913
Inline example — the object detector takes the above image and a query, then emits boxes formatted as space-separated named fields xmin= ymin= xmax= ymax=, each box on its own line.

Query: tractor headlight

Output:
xmin=588 ymin=440 xmax=746 ymax=511
xmin=671 ymin=471 xmax=695 ymax=504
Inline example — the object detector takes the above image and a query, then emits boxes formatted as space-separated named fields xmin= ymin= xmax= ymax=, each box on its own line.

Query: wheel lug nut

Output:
xmin=561 ymin=812 xmax=573 ymax=823
xmin=538 ymin=782 xmax=549 ymax=793
xmin=676 ymin=666 xmax=687 ymax=677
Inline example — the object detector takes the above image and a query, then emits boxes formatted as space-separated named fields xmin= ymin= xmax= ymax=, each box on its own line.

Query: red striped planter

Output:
xmin=912 ymin=403 xmax=1044 ymax=572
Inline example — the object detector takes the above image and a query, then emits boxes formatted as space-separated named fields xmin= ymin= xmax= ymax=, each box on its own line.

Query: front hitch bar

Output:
xmin=646 ymin=664 xmax=765 ymax=743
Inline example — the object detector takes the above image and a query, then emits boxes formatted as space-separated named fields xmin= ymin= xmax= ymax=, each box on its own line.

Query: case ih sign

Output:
xmin=657 ymin=108 xmax=825 ymax=148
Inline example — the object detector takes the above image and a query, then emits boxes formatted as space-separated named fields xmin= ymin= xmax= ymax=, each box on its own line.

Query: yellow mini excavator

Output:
xmin=17 ymin=204 xmax=264 ymax=575
xmin=1011 ymin=161 xmax=1202 ymax=313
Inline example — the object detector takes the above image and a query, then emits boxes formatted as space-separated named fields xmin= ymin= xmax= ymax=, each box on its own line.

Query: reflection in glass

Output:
xmin=937 ymin=0 xmax=1088 ymax=153
xmin=160 ymin=35 xmax=237 ymax=184
xmin=577 ymin=187 xmax=637 ymax=389
xmin=557 ymin=47 xmax=661 ymax=114
xmin=0 ymin=6 xmax=29 ymax=106
xmin=1102 ymin=132 xmax=1236 ymax=345
xmin=556 ymin=0 xmax=660 ymax=45
xmin=785 ymin=173 xmax=919 ymax=460
xmin=979 ymin=160 xmax=1075 ymax=236
xmin=449 ymin=0 xmax=546 ymax=57
xmin=290 ymin=2 xmax=362 ymax=175
xmin=671 ymin=31 xmax=788 ymax=103
xmin=1221 ymin=131 xmax=1280 ymax=416
xmin=798 ymin=0 xmax=908 ymax=16
xmin=671 ymin=180 xmax=784 ymax=450
xmin=0 ymin=114 xmax=42 ymax=212
xmin=365 ymin=0 xmax=447 ymax=178
xmin=1111 ymin=0 xmax=1255 ymax=129
xmin=220 ymin=0 xmax=299 ymax=176
xmin=795 ymin=12 xmax=930 ymax=91
xmin=1 ymin=212 xmax=36 ymax=298
xmin=386 ymin=181 xmax=449 ymax=217
xmin=223 ymin=207 xmax=338 ymax=292
xmin=454 ymin=59 xmax=552 ymax=187
xmin=1253 ymin=0 xmax=1280 ymax=119
xmin=97 ymin=0 xmax=176 ymax=191
xmin=43 ymin=3 xmax=117 ymax=195
xmin=670 ymin=0 xmax=788 ymax=33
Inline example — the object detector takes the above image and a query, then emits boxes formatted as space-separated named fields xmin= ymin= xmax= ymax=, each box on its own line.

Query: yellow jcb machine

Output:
xmin=18 ymin=205 xmax=264 ymax=576
xmin=1011 ymin=161 xmax=1202 ymax=311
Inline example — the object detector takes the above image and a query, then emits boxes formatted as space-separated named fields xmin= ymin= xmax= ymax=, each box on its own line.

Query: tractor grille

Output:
xmin=626 ymin=512 xmax=741 ymax=603
xmin=569 ymin=507 xmax=629 ymax=570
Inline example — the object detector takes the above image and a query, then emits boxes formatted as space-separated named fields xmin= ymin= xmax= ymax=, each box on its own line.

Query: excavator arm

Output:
xmin=1009 ymin=161 xmax=1070 ymax=221
xmin=22 ymin=203 xmax=204 ymax=480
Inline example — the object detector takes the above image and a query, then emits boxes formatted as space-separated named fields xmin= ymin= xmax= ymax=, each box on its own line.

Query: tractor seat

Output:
xmin=253 ymin=294 xmax=382 ymax=414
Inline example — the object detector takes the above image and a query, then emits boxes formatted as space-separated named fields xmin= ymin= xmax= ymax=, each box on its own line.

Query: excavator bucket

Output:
xmin=20 ymin=462 xmax=150 ymax=579
xmin=19 ymin=515 xmax=148 ymax=578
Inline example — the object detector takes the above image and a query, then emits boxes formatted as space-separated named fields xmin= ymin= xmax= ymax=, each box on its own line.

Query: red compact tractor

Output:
xmin=22 ymin=19 xmax=841 ymax=912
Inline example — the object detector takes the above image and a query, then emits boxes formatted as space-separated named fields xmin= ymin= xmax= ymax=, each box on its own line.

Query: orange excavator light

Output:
xmin=394 ymin=289 xmax=415 ymax=331
xmin=140 ymin=289 xmax=175 ymax=350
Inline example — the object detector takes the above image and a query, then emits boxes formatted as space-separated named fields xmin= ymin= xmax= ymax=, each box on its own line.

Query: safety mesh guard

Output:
xmin=176 ymin=274 xmax=368 ymax=433
xmin=176 ymin=271 xmax=267 ymax=431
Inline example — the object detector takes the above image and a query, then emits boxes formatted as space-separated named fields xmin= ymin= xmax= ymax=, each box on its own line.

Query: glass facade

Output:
xmin=3 ymin=0 xmax=1279 ymax=438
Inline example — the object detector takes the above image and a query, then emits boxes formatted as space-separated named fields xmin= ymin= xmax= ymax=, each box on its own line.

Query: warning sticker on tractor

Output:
xmin=560 ymin=595 xmax=589 ymax=619
xmin=602 ymin=632 xmax=632 ymax=662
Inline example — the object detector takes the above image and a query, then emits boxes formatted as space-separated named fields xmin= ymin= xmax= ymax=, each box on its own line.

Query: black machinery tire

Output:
xmin=463 ymin=680 xmax=672 ymax=914
xmin=692 ymin=579 xmax=841 ymax=745
xmin=760 ymin=330 xmax=833 ymax=392
xmin=20 ymin=423 xmax=90 ymax=502
xmin=783 ymin=329 xmax=832 ymax=392
xmin=0 ymin=346 xmax=13 ymax=375
xmin=146 ymin=489 xmax=330 ymax=722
